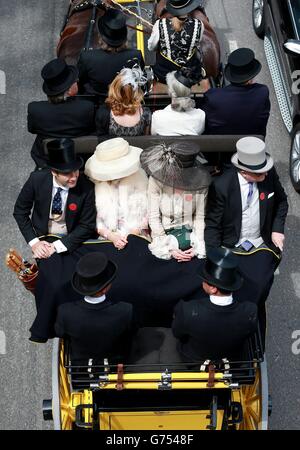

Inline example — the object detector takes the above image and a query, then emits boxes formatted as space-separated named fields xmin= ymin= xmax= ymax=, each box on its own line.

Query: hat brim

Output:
xmin=166 ymin=0 xmax=202 ymax=16
xmin=224 ymin=59 xmax=261 ymax=84
xmin=85 ymin=146 xmax=142 ymax=181
xmin=199 ymin=267 xmax=243 ymax=292
xmin=72 ymin=260 xmax=117 ymax=296
xmin=140 ymin=153 xmax=211 ymax=191
xmin=42 ymin=66 xmax=78 ymax=96
xmin=231 ymin=152 xmax=274 ymax=173
xmin=47 ymin=156 xmax=84 ymax=173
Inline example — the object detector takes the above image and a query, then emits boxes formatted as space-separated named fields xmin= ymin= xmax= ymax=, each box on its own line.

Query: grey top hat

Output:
xmin=231 ymin=137 xmax=274 ymax=173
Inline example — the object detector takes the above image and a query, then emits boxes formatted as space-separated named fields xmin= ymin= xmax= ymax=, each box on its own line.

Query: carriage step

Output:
xmin=264 ymin=34 xmax=293 ymax=133
xmin=42 ymin=399 xmax=53 ymax=421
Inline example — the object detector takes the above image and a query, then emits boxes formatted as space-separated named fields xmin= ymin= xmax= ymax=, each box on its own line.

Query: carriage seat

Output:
xmin=43 ymin=135 xmax=264 ymax=164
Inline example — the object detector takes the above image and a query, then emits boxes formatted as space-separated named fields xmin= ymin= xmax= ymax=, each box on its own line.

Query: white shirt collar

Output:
xmin=53 ymin=176 xmax=69 ymax=191
xmin=238 ymin=172 xmax=254 ymax=187
xmin=84 ymin=294 xmax=106 ymax=305
xmin=209 ymin=294 xmax=233 ymax=306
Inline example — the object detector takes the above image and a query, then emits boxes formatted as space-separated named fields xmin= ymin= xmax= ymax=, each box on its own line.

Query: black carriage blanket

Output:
xmin=30 ymin=235 xmax=205 ymax=341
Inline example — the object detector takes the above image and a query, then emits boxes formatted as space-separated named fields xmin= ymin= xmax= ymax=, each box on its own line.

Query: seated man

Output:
xmin=172 ymin=247 xmax=258 ymax=362
xmin=204 ymin=136 xmax=288 ymax=343
xmin=197 ymin=48 xmax=270 ymax=165
xmin=77 ymin=9 xmax=144 ymax=97
xmin=28 ymin=58 xmax=96 ymax=168
xmin=13 ymin=138 xmax=96 ymax=260
xmin=55 ymin=252 xmax=135 ymax=365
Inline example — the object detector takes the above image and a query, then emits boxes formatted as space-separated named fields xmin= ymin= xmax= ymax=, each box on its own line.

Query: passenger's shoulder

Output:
xmin=28 ymin=101 xmax=48 ymax=112
xmin=211 ymin=168 xmax=237 ymax=188
xmin=29 ymin=168 xmax=51 ymax=182
xmin=252 ymin=83 xmax=269 ymax=94
xmin=77 ymin=173 xmax=95 ymax=190
xmin=239 ymin=301 xmax=258 ymax=315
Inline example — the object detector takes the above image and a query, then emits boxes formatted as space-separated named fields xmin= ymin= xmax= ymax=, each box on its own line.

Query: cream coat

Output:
xmin=148 ymin=176 xmax=208 ymax=259
xmin=94 ymin=169 xmax=149 ymax=236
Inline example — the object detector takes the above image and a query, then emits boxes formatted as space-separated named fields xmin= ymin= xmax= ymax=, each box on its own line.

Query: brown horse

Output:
xmin=57 ymin=0 xmax=108 ymax=64
xmin=155 ymin=0 xmax=221 ymax=79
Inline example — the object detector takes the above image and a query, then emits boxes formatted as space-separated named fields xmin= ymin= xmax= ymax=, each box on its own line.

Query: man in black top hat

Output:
xmin=13 ymin=138 xmax=96 ymax=259
xmin=55 ymin=252 xmax=135 ymax=365
xmin=198 ymin=48 xmax=270 ymax=164
xmin=77 ymin=9 xmax=144 ymax=96
xmin=28 ymin=58 xmax=96 ymax=168
xmin=172 ymin=248 xmax=258 ymax=362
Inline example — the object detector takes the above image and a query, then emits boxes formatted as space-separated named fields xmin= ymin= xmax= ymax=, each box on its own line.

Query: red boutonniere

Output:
xmin=68 ymin=203 xmax=78 ymax=212
xmin=185 ymin=194 xmax=193 ymax=202
xmin=260 ymin=192 xmax=265 ymax=201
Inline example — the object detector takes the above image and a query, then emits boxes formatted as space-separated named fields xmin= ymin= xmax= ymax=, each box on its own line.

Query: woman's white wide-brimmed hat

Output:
xmin=231 ymin=137 xmax=274 ymax=174
xmin=85 ymin=137 xmax=143 ymax=181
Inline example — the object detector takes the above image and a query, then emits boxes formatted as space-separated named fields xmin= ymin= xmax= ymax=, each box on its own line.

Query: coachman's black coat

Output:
xmin=77 ymin=48 xmax=144 ymax=96
xmin=198 ymin=83 xmax=271 ymax=137
xmin=13 ymin=169 xmax=96 ymax=253
xmin=172 ymin=297 xmax=258 ymax=361
xmin=55 ymin=298 xmax=135 ymax=363
xmin=27 ymin=97 xmax=96 ymax=167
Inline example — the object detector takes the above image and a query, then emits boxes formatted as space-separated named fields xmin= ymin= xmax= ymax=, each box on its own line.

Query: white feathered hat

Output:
xmin=84 ymin=137 xmax=143 ymax=181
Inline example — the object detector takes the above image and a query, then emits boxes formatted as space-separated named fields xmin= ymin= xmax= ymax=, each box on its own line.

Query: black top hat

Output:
xmin=140 ymin=143 xmax=211 ymax=191
xmin=98 ymin=9 xmax=128 ymax=47
xmin=224 ymin=48 xmax=262 ymax=84
xmin=200 ymin=248 xmax=243 ymax=292
xmin=72 ymin=252 xmax=117 ymax=296
xmin=41 ymin=58 xmax=78 ymax=96
xmin=166 ymin=0 xmax=202 ymax=16
xmin=46 ymin=138 xmax=83 ymax=173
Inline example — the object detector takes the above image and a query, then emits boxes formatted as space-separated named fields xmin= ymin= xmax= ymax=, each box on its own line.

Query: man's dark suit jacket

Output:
xmin=55 ymin=298 xmax=134 ymax=363
xmin=77 ymin=48 xmax=144 ymax=96
xmin=13 ymin=169 xmax=96 ymax=253
xmin=198 ymin=83 xmax=270 ymax=137
xmin=172 ymin=298 xmax=257 ymax=361
xmin=27 ymin=97 xmax=96 ymax=167
xmin=204 ymin=167 xmax=288 ymax=252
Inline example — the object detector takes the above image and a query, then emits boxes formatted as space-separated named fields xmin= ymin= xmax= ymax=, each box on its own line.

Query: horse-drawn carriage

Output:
xmin=7 ymin=0 xmax=272 ymax=431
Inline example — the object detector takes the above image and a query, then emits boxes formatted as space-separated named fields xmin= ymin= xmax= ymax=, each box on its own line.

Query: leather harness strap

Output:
xmin=207 ymin=363 xmax=215 ymax=388
xmin=116 ymin=364 xmax=124 ymax=391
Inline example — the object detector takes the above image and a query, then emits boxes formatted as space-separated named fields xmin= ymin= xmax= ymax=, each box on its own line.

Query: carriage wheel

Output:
xmin=239 ymin=357 xmax=268 ymax=430
xmin=52 ymin=338 xmax=74 ymax=430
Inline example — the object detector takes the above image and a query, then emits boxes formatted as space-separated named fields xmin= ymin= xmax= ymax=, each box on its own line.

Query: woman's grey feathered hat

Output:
xmin=140 ymin=142 xmax=211 ymax=191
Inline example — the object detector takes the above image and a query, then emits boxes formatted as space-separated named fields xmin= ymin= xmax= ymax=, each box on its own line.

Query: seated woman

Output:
xmin=140 ymin=142 xmax=211 ymax=261
xmin=151 ymin=68 xmax=205 ymax=135
xmin=84 ymin=137 xmax=149 ymax=249
xmin=148 ymin=0 xmax=205 ymax=83
xmin=78 ymin=9 xmax=144 ymax=97
xmin=96 ymin=66 xmax=151 ymax=137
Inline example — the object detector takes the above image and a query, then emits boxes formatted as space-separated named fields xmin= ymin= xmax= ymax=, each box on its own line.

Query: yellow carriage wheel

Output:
xmin=238 ymin=358 xmax=269 ymax=430
xmin=52 ymin=338 xmax=74 ymax=430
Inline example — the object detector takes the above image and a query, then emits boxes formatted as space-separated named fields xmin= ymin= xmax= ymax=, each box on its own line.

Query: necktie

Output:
xmin=51 ymin=187 xmax=63 ymax=215
xmin=246 ymin=182 xmax=254 ymax=208
xmin=241 ymin=182 xmax=255 ymax=251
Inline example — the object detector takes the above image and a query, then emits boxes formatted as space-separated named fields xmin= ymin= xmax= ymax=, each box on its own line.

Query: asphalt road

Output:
xmin=0 ymin=0 xmax=299 ymax=430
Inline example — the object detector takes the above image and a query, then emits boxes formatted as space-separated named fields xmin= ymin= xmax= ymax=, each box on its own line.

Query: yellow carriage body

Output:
xmin=46 ymin=338 xmax=268 ymax=431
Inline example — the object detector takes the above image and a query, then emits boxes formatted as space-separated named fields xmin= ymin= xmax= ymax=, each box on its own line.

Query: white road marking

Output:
xmin=0 ymin=331 xmax=6 ymax=355
xmin=0 ymin=70 xmax=6 ymax=94
xmin=228 ymin=40 xmax=238 ymax=52
xmin=291 ymin=273 xmax=300 ymax=298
